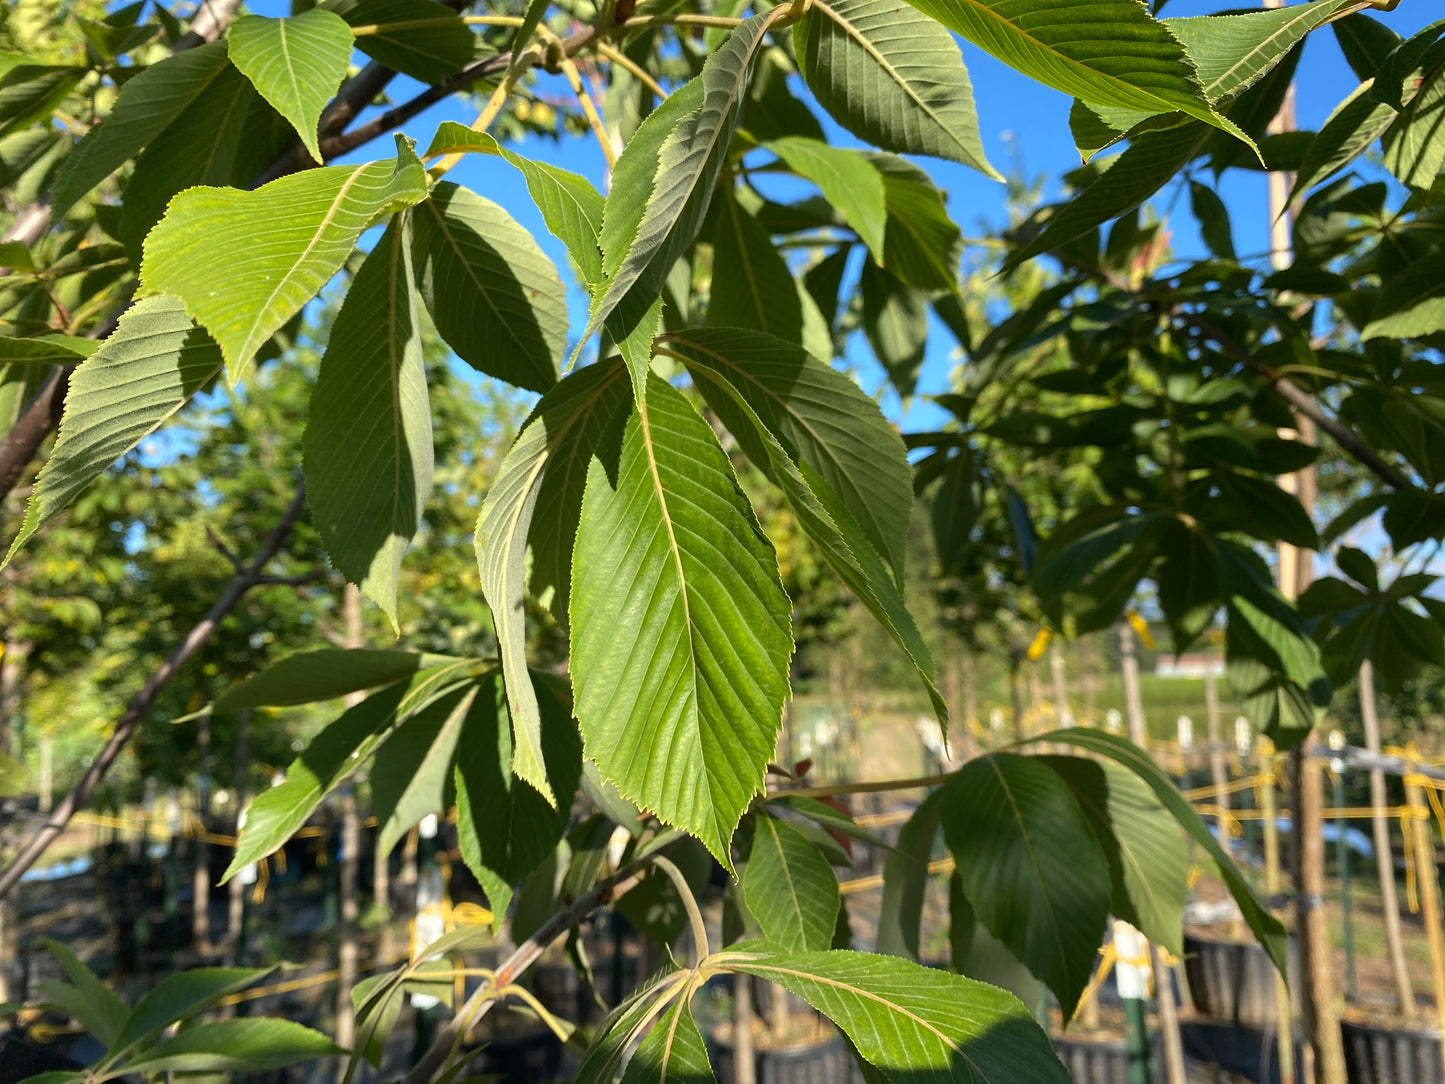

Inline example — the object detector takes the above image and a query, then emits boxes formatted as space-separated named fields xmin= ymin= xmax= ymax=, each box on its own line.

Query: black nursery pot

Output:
xmin=1341 ymin=1017 xmax=1444 ymax=1084
xmin=710 ymin=1028 xmax=854 ymax=1084
xmin=1183 ymin=931 xmax=1292 ymax=1026
xmin=1053 ymin=1032 xmax=1161 ymax=1084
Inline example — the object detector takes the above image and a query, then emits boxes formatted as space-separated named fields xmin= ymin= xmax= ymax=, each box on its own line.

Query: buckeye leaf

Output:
xmin=1292 ymin=79 xmax=1395 ymax=198
xmin=766 ymin=137 xmax=888 ymax=258
xmin=674 ymin=345 xmax=946 ymax=723
xmin=425 ymin=124 xmax=605 ymax=287
xmin=214 ymin=647 xmax=441 ymax=711
xmin=617 ymin=995 xmax=716 ymax=1084
xmin=659 ymin=327 xmax=912 ymax=583
xmin=412 ymin=181 xmax=567 ymax=393
xmin=5 ymin=296 xmax=223 ymax=566
xmin=455 ymin=673 xmax=582 ymax=926
xmin=709 ymin=191 xmax=808 ymax=344
xmin=872 ymin=154 xmax=961 ymax=291
xmin=325 ymin=0 xmax=476 ymax=83
xmin=371 ymin=683 xmax=478 ymax=857
xmin=34 ymin=939 xmax=128 ymax=1047
xmin=0 ymin=334 xmax=95 ymax=365
xmin=743 ymin=813 xmax=841 ymax=952
xmin=728 ymin=950 xmax=1071 ymax=1083
xmin=586 ymin=11 xmax=776 ymax=360
xmin=112 ymin=968 xmax=280 ymax=1053
xmin=876 ymin=790 xmax=942 ymax=960
xmin=48 ymin=40 xmax=232 ymax=218
xmin=1028 ymin=727 xmax=1289 ymax=978
xmin=898 ymin=0 xmax=1240 ymax=143
xmin=570 ymin=375 xmax=792 ymax=864
xmin=939 ymin=753 xmax=1112 ymax=1016
xmin=794 ymin=0 xmax=995 ymax=177
xmin=139 ymin=135 xmax=428 ymax=384
xmin=1040 ymin=755 xmax=1188 ymax=957
xmin=227 ymin=10 xmax=354 ymax=163
xmin=1362 ymin=249 xmax=1445 ymax=341
xmin=304 ymin=214 xmax=433 ymax=627
xmin=475 ymin=360 xmax=631 ymax=798
xmin=124 ymin=1019 xmax=342 ymax=1074
xmin=860 ymin=260 xmax=928 ymax=397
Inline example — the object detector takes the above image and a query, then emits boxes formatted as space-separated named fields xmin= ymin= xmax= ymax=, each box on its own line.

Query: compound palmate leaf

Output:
xmin=728 ymin=950 xmax=1070 ymax=1083
xmin=5 ymin=296 xmax=222 ymax=565
xmin=140 ymin=135 xmax=428 ymax=385
xmin=226 ymin=9 xmax=353 ymax=163
xmin=303 ymin=213 xmax=432 ymax=627
xmin=570 ymin=375 xmax=793 ymax=864
xmin=743 ymin=813 xmax=841 ymax=952
xmin=794 ymin=0 xmax=996 ymax=177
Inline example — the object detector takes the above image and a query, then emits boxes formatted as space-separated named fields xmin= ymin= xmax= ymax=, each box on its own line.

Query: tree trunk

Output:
xmin=1120 ymin=621 xmax=1186 ymax=1084
xmin=1050 ymin=641 xmax=1072 ymax=727
xmin=228 ymin=707 xmax=251 ymax=958
xmin=335 ymin=584 xmax=363 ymax=1075
xmin=1359 ymin=659 xmax=1415 ymax=1014
xmin=1205 ymin=672 xmax=1229 ymax=834
xmin=193 ymin=710 xmax=212 ymax=954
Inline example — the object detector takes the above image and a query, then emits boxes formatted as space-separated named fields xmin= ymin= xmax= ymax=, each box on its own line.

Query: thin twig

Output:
xmin=650 ymin=854 xmax=708 ymax=965
xmin=1183 ymin=313 xmax=1411 ymax=491
xmin=596 ymin=40 xmax=667 ymax=99
xmin=0 ymin=482 xmax=309 ymax=900
xmin=0 ymin=368 xmax=69 ymax=501
xmin=399 ymin=840 xmax=676 ymax=1084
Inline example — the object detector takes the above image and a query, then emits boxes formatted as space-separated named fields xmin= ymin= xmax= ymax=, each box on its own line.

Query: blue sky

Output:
xmin=278 ymin=1 xmax=1440 ymax=430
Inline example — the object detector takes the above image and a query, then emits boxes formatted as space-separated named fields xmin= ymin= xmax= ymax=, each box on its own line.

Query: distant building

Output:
xmin=1155 ymin=653 xmax=1225 ymax=678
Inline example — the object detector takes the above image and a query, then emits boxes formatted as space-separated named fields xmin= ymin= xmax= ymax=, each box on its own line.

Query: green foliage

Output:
xmin=227 ymin=10 xmax=353 ymax=162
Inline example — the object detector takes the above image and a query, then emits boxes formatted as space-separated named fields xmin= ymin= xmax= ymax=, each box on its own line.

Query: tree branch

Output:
xmin=400 ymin=837 xmax=678 ymax=1084
xmin=0 ymin=482 xmax=309 ymax=900
xmin=1184 ymin=313 xmax=1412 ymax=492
xmin=0 ymin=367 xmax=69 ymax=501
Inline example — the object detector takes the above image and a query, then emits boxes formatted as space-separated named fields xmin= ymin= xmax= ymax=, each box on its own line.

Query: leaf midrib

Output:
xmin=1198 ymin=3 xmax=1340 ymax=101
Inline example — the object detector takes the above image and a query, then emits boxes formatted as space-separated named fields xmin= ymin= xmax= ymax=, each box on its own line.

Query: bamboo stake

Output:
xmin=1404 ymin=775 xmax=1445 ymax=1064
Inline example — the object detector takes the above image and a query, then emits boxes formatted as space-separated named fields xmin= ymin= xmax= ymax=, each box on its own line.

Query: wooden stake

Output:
xmin=1404 ymin=775 xmax=1445 ymax=1063
xmin=1360 ymin=660 xmax=1416 ymax=1015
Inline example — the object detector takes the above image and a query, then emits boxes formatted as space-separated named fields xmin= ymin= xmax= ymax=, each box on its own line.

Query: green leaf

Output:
xmin=124 ymin=1018 xmax=342 ymax=1074
xmin=1166 ymin=1 xmax=1357 ymax=105
xmin=1291 ymin=78 xmax=1396 ymax=198
xmin=1363 ymin=249 xmax=1445 ymax=341
xmin=412 ymin=181 xmax=566 ymax=393
xmin=794 ymin=0 xmax=996 ymax=179
xmin=573 ymin=967 xmax=688 ymax=1084
xmin=139 ymin=136 xmax=429 ymax=384
xmin=0 ymin=335 xmax=94 ymax=365
xmin=876 ymin=790 xmax=942 ymax=960
xmin=0 ymin=59 xmax=83 ymax=138
xmin=371 ymin=682 xmax=478 ymax=857
xmin=940 ymin=753 xmax=1111 ymax=1015
xmin=897 ymin=0 xmax=1238 ymax=142
xmin=4 ymin=297 xmax=222 ymax=566
xmin=1335 ymin=13 xmax=1401 ymax=81
xmin=304 ymin=214 xmax=431 ymax=625
xmin=424 ymin=124 xmax=605 ymax=287
xmin=1028 ymin=727 xmax=1289 ymax=979
xmin=112 ymin=967 xmax=279 ymax=1053
xmin=1381 ymin=65 xmax=1445 ymax=191
xmin=570 ymin=375 xmax=792 ymax=864
xmin=587 ymin=11 xmax=775 ymax=355
xmin=1189 ymin=180 xmax=1234 ymax=260
xmin=1006 ymin=123 xmax=1207 ymax=270
xmin=214 ymin=648 xmax=438 ymax=710
xmin=728 ymin=950 xmax=1071 ymax=1083
xmin=766 ymin=137 xmax=888 ymax=257
xmin=476 ymin=360 xmax=630 ymax=796
xmin=860 ymin=260 xmax=928 ymax=398
xmin=0 ymin=752 xmax=25 ymax=798
xmin=454 ymin=672 xmax=581 ymax=926
xmin=1038 ymin=756 xmax=1187 ymax=957
xmin=325 ymin=0 xmax=477 ymax=82
xmin=871 ymin=155 xmax=961 ymax=291
xmin=48 ymin=44 xmax=232 ymax=217
xmin=617 ymin=994 xmax=717 ymax=1084
xmin=34 ymin=939 xmax=127 ymax=1046
xmin=677 ymin=345 xmax=947 ymax=723
xmin=743 ymin=813 xmax=841 ymax=952
xmin=659 ymin=327 xmax=913 ymax=584
xmin=709 ymin=191 xmax=809 ymax=344
xmin=227 ymin=11 xmax=353 ymax=163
